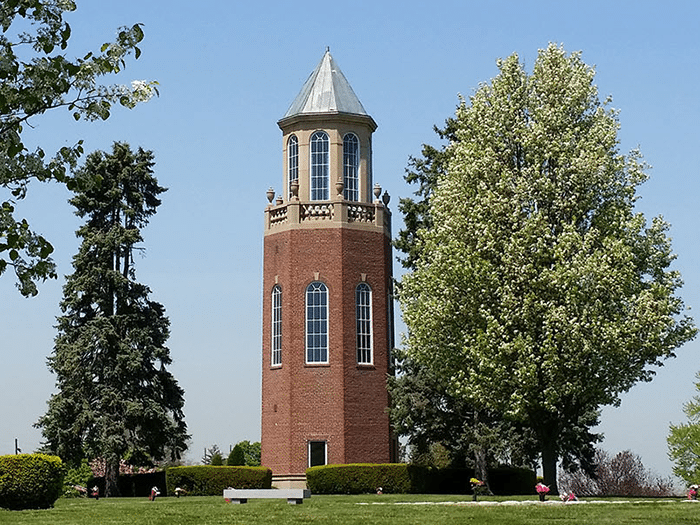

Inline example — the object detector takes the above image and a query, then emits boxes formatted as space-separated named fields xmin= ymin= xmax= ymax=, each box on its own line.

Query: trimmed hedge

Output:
xmin=307 ymin=464 xmax=417 ymax=494
xmin=0 ymin=454 xmax=65 ymax=510
xmin=166 ymin=466 xmax=272 ymax=496
xmin=88 ymin=471 xmax=167 ymax=497
xmin=306 ymin=464 xmax=536 ymax=495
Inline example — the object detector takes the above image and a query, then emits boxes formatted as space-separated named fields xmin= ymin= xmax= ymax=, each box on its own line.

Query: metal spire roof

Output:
xmin=281 ymin=49 xmax=370 ymax=120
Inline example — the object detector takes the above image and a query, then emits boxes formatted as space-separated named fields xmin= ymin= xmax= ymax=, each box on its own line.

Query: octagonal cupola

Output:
xmin=276 ymin=49 xmax=378 ymax=205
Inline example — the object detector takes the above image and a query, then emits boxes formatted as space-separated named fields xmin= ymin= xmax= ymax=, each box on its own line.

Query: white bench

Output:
xmin=223 ymin=488 xmax=311 ymax=505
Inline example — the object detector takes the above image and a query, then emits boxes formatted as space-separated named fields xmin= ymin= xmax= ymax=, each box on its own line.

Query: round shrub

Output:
xmin=0 ymin=454 xmax=65 ymax=510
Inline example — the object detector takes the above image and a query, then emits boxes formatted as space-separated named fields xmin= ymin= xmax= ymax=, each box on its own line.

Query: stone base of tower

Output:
xmin=271 ymin=473 xmax=307 ymax=490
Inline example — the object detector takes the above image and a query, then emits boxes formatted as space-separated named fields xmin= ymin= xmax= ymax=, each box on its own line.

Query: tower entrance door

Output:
xmin=309 ymin=441 xmax=327 ymax=468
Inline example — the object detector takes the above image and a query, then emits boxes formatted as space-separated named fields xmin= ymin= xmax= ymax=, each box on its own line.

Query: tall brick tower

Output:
xmin=261 ymin=50 xmax=395 ymax=487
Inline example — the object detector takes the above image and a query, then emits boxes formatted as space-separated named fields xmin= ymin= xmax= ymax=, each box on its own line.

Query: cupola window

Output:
xmin=310 ymin=131 xmax=329 ymax=201
xmin=343 ymin=133 xmax=359 ymax=201
xmin=288 ymin=135 xmax=298 ymax=198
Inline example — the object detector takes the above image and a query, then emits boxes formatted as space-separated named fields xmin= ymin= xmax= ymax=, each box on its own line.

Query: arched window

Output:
xmin=343 ymin=133 xmax=359 ymax=201
xmin=356 ymin=282 xmax=372 ymax=364
xmin=367 ymin=136 xmax=373 ymax=195
xmin=310 ymin=131 xmax=329 ymax=201
xmin=288 ymin=135 xmax=298 ymax=198
xmin=271 ymin=285 xmax=282 ymax=366
xmin=306 ymin=281 xmax=328 ymax=363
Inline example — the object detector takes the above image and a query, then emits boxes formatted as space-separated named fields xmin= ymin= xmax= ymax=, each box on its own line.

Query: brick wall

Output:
xmin=261 ymin=225 xmax=393 ymax=477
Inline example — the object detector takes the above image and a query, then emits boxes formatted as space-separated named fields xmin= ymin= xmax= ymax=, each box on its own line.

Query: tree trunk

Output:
xmin=475 ymin=444 xmax=488 ymax=486
xmin=541 ymin=443 xmax=559 ymax=495
xmin=473 ymin=411 xmax=490 ymax=491
xmin=104 ymin=456 xmax=121 ymax=497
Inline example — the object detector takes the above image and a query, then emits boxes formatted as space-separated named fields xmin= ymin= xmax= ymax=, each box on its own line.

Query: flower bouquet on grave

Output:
xmin=688 ymin=484 xmax=698 ymax=500
xmin=560 ymin=491 xmax=577 ymax=502
xmin=535 ymin=482 xmax=550 ymax=501
xmin=470 ymin=478 xmax=486 ymax=501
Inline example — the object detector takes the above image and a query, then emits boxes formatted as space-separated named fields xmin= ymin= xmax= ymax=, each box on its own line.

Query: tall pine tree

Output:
xmin=37 ymin=142 xmax=188 ymax=496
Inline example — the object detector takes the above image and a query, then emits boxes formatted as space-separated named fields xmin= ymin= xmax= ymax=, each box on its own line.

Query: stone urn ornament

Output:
xmin=335 ymin=178 xmax=344 ymax=197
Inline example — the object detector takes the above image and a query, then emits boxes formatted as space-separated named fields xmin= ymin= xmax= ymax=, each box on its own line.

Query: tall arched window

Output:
xmin=367 ymin=136 xmax=373 ymax=195
xmin=343 ymin=133 xmax=359 ymax=201
xmin=271 ymin=285 xmax=282 ymax=366
xmin=356 ymin=282 xmax=372 ymax=364
xmin=310 ymin=131 xmax=329 ymax=201
xmin=288 ymin=135 xmax=298 ymax=198
xmin=306 ymin=281 xmax=328 ymax=363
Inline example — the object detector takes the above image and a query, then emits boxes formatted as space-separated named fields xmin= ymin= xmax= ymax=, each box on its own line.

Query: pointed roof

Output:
xmin=280 ymin=49 xmax=373 ymax=124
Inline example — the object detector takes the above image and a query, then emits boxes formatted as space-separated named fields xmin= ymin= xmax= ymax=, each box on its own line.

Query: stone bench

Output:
xmin=223 ymin=488 xmax=311 ymax=505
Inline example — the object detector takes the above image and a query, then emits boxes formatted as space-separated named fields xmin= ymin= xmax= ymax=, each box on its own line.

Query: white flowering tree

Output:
xmin=1 ymin=0 xmax=157 ymax=296
xmin=398 ymin=44 xmax=696 ymax=492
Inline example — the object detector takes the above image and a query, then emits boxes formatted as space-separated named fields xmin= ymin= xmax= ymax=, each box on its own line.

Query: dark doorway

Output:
xmin=309 ymin=441 xmax=327 ymax=467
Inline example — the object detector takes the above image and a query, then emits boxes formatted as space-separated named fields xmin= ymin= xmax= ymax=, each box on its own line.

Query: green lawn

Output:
xmin=1 ymin=494 xmax=698 ymax=524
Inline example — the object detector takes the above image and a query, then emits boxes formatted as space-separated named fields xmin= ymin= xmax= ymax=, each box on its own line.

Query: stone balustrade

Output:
xmin=265 ymin=198 xmax=391 ymax=236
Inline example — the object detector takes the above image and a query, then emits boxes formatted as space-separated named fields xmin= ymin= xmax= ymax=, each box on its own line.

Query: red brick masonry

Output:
xmin=261 ymin=225 xmax=394 ymax=478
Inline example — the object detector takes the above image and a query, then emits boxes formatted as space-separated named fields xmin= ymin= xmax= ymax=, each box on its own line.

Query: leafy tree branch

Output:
xmin=1 ymin=0 xmax=157 ymax=295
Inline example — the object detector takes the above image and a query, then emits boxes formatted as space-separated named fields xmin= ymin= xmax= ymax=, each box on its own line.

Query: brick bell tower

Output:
xmin=261 ymin=49 xmax=396 ymax=488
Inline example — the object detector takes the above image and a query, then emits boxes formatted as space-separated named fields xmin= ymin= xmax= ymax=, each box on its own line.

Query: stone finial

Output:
xmin=373 ymin=183 xmax=381 ymax=201
xmin=335 ymin=177 xmax=344 ymax=198
xmin=266 ymin=187 xmax=275 ymax=204
xmin=382 ymin=190 xmax=390 ymax=206
xmin=290 ymin=179 xmax=299 ymax=200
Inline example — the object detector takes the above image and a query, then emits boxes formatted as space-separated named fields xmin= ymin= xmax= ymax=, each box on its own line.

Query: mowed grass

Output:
xmin=0 ymin=494 xmax=698 ymax=525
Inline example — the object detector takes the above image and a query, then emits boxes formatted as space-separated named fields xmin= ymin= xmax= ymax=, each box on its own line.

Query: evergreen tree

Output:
xmin=399 ymin=45 xmax=696 ymax=492
xmin=201 ymin=444 xmax=222 ymax=465
xmin=210 ymin=452 xmax=224 ymax=466
xmin=394 ymin=118 xmax=457 ymax=271
xmin=226 ymin=444 xmax=244 ymax=466
xmin=36 ymin=142 xmax=188 ymax=497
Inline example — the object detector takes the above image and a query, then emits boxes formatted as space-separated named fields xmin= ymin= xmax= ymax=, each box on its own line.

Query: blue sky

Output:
xmin=1 ymin=0 xmax=698 ymax=478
